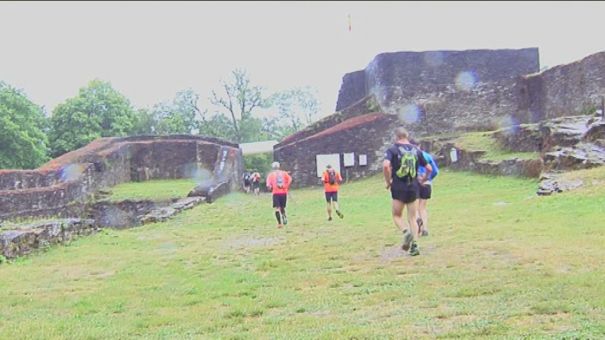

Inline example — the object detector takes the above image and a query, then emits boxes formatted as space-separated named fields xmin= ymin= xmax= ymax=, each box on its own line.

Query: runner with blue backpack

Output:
xmin=383 ymin=127 xmax=432 ymax=256
xmin=416 ymin=145 xmax=439 ymax=237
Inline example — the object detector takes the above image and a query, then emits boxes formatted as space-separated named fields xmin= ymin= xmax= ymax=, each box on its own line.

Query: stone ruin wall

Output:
xmin=274 ymin=113 xmax=399 ymax=188
xmin=335 ymin=48 xmax=605 ymax=136
xmin=335 ymin=48 xmax=540 ymax=134
xmin=277 ymin=48 xmax=605 ymax=188
xmin=515 ymin=51 xmax=605 ymax=124
xmin=0 ymin=135 xmax=243 ymax=220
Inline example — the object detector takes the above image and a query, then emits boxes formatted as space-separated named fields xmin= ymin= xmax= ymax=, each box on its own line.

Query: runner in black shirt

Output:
xmin=383 ymin=127 xmax=432 ymax=256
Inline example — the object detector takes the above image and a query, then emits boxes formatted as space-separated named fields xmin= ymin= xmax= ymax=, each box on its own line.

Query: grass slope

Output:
xmin=1 ymin=171 xmax=604 ymax=338
xmin=453 ymin=131 xmax=539 ymax=161
xmin=107 ymin=179 xmax=198 ymax=202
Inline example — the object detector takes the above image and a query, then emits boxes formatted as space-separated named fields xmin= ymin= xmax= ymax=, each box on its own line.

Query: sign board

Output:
xmin=343 ymin=153 xmax=355 ymax=167
xmin=450 ymin=148 xmax=458 ymax=163
xmin=316 ymin=154 xmax=341 ymax=177
xmin=359 ymin=154 xmax=368 ymax=166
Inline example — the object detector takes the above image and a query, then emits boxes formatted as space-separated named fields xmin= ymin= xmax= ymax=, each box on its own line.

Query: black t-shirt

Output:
xmin=384 ymin=143 xmax=428 ymax=190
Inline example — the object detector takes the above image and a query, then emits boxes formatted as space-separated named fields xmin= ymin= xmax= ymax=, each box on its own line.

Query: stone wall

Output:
xmin=274 ymin=113 xmax=399 ymax=188
xmin=439 ymin=143 xmax=544 ymax=178
xmin=336 ymin=48 xmax=539 ymax=112
xmin=515 ymin=51 xmax=605 ymax=123
xmin=0 ymin=135 xmax=242 ymax=220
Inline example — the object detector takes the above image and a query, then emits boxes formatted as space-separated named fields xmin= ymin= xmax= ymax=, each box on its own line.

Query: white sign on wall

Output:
xmin=316 ymin=154 xmax=341 ymax=177
xmin=343 ymin=153 xmax=355 ymax=167
xmin=359 ymin=154 xmax=368 ymax=166
xmin=450 ymin=148 xmax=458 ymax=163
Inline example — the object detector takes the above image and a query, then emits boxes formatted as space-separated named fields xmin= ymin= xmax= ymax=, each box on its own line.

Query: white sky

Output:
xmin=1 ymin=1 xmax=604 ymax=117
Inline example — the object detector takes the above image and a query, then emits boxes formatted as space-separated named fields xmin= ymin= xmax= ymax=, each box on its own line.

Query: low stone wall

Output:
xmin=0 ymin=219 xmax=98 ymax=259
xmin=0 ymin=196 xmax=206 ymax=260
xmin=0 ymin=135 xmax=242 ymax=220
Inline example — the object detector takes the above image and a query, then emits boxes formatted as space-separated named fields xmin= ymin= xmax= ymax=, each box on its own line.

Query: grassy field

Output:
xmin=1 ymin=170 xmax=604 ymax=338
xmin=453 ymin=131 xmax=539 ymax=161
xmin=106 ymin=179 xmax=198 ymax=201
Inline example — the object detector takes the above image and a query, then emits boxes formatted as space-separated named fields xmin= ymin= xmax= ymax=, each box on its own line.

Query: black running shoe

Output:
xmin=336 ymin=210 xmax=344 ymax=219
xmin=409 ymin=242 xmax=420 ymax=256
xmin=402 ymin=230 xmax=413 ymax=251
xmin=328 ymin=216 xmax=332 ymax=221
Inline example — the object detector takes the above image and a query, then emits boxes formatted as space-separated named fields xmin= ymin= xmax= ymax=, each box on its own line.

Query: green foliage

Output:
xmin=132 ymin=89 xmax=203 ymax=135
xmin=48 ymin=79 xmax=136 ymax=156
xmin=210 ymin=69 xmax=271 ymax=143
xmin=243 ymin=152 xmax=272 ymax=176
xmin=0 ymin=255 xmax=6 ymax=264
xmin=365 ymin=96 xmax=380 ymax=112
xmin=266 ymin=87 xmax=321 ymax=141
xmin=0 ymin=82 xmax=49 ymax=169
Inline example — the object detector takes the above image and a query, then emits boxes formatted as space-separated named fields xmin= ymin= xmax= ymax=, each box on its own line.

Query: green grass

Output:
xmin=454 ymin=131 xmax=539 ymax=161
xmin=106 ymin=178 xmax=198 ymax=201
xmin=1 ymin=170 xmax=604 ymax=338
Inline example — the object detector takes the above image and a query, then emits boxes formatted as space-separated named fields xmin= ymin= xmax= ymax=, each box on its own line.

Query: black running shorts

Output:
xmin=325 ymin=191 xmax=338 ymax=202
xmin=391 ymin=189 xmax=417 ymax=204
xmin=272 ymin=193 xmax=287 ymax=208
xmin=418 ymin=183 xmax=432 ymax=200
xmin=252 ymin=181 xmax=260 ymax=189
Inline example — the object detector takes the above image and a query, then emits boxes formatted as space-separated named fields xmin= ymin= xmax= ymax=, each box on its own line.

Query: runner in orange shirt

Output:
xmin=266 ymin=162 xmax=293 ymax=228
xmin=322 ymin=165 xmax=344 ymax=221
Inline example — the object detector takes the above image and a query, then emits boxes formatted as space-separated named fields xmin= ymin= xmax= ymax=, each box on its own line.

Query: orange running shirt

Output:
xmin=266 ymin=170 xmax=292 ymax=194
xmin=322 ymin=169 xmax=342 ymax=193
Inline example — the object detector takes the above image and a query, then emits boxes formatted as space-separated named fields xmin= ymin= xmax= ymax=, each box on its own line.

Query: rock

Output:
xmin=537 ymin=172 xmax=584 ymax=195
xmin=171 ymin=197 xmax=205 ymax=212
xmin=188 ymin=180 xmax=230 ymax=203
xmin=583 ymin=118 xmax=605 ymax=143
xmin=544 ymin=143 xmax=605 ymax=171
xmin=140 ymin=207 xmax=177 ymax=225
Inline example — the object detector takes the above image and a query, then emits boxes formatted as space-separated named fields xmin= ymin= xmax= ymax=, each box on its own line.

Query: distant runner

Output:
xmin=242 ymin=171 xmax=252 ymax=194
xmin=322 ymin=164 xmax=344 ymax=221
xmin=266 ymin=162 xmax=292 ymax=228
xmin=383 ymin=127 xmax=432 ymax=256
xmin=251 ymin=171 xmax=262 ymax=196
xmin=416 ymin=147 xmax=439 ymax=237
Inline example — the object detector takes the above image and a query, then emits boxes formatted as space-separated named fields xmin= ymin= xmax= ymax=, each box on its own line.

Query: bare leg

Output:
xmin=391 ymin=199 xmax=406 ymax=233
xmin=326 ymin=201 xmax=332 ymax=219
xmin=274 ymin=207 xmax=283 ymax=228
xmin=406 ymin=200 xmax=420 ymax=241
xmin=418 ymin=199 xmax=429 ymax=233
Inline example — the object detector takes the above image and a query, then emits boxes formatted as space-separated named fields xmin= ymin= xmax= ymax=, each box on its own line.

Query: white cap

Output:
xmin=271 ymin=161 xmax=280 ymax=169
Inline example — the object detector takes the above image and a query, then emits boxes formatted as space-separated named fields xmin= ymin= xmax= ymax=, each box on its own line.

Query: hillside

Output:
xmin=1 ymin=171 xmax=604 ymax=338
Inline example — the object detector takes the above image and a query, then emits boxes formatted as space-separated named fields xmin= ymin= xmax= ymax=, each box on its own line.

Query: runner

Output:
xmin=242 ymin=171 xmax=252 ymax=194
xmin=383 ymin=127 xmax=432 ymax=256
xmin=322 ymin=164 xmax=344 ymax=221
xmin=416 ymin=146 xmax=439 ymax=237
xmin=251 ymin=170 xmax=262 ymax=196
xmin=266 ymin=162 xmax=292 ymax=228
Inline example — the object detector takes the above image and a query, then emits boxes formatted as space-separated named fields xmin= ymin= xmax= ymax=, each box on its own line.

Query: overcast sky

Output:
xmin=1 ymin=1 xmax=604 ymax=117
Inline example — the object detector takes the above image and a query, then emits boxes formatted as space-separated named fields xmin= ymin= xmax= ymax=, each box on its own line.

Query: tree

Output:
xmin=132 ymin=89 xmax=215 ymax=136
xmin=210 ymin=69 xmax=269 ymax=143
xmin=264 ymin=87 xmax=321 ymax=140
xmin=49 ymin=79 xmax=136 ymax=156
xmin=0 ymin=82 xmax=49 ymax=169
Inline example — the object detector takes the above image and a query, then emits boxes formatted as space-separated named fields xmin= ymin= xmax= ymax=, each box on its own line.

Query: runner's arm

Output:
xmin=417 ymin=152 xmax=432 ymax=184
